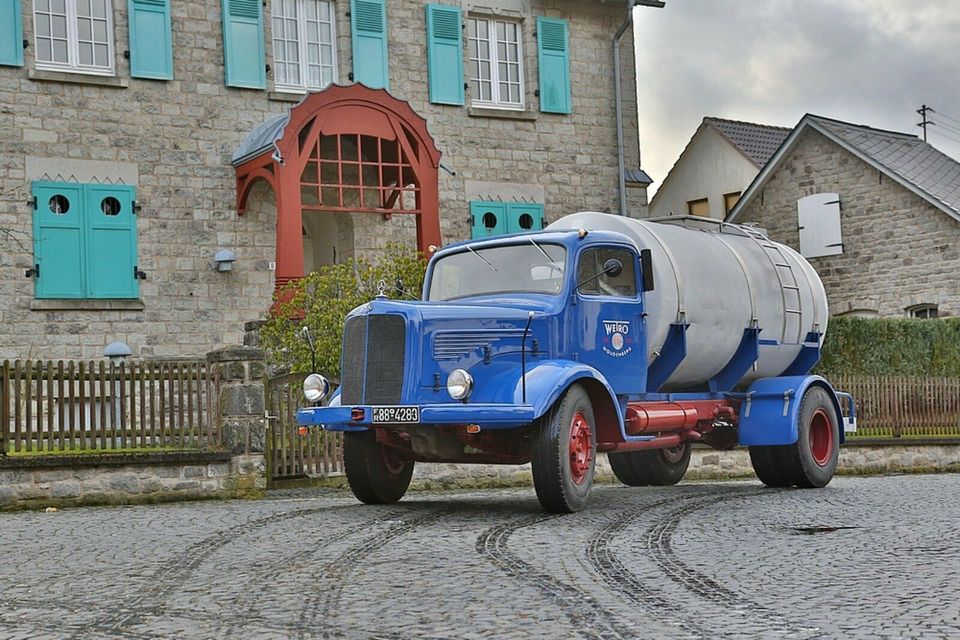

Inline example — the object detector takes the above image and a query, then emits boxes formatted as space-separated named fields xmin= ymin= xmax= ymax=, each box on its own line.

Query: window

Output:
xmin=467 ymin=17 xmax=523 ymax=109
xmin=907 ymin=304 xmax=939 ymax=319
xmin=469 ymin=201 xmax=544 ymax=239
xmin=797 ymin=193 xmax=843 ymax=258
xmin=31 ymin=181 xmax=140 ymax=299
xmin=577 ymin=247 xmax=637 ymax=297
xmin=272 ymin=0 xmax=337 ymax=91
xmin=687 ymin=198 xmax=709 ymax=217
xmin=427 ymin=243 xmax=566 ymax=301
xmin=723 ymin=191 xmax=741 ymax=216
xmin=34 ymin=0 xmax=114 ymax=75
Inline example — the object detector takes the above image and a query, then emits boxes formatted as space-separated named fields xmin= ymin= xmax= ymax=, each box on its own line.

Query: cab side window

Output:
xmin=577 ymin=247 xmax=637 ymax=297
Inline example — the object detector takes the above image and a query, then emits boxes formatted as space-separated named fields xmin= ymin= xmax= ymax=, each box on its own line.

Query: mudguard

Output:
xmin=737 ymin=375 xmax=845 ymax=446
xmin=512 ymin=360 xmax=625 ymax=429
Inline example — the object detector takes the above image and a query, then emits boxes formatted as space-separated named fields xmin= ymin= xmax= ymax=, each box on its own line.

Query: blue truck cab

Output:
xmin=298 ymin=225 xmax=855 ymax=513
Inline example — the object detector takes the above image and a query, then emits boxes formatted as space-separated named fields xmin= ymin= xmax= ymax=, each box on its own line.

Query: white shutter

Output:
xmin=797 ymin=193 xmax=843 ymax=258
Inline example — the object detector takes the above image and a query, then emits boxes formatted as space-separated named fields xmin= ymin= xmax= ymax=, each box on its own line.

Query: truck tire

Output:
xmin=531 ymin=384 xmax=596 ymax=513
xmin=748 ymin=446 xmax=793 ymax=487
xmin=779 ymin=386 xmax=841 ymax=488
xmin=343 ymin=430 xmax=414 ymax=504
xmin=609 ymin=445 xmax=691 ymax=487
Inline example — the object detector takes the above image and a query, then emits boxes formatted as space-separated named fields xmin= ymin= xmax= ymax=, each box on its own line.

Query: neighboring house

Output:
xmin=728 ymin=114 xmax=960 ymax=319
xmin=648 ymin=117 xmax=790 ymax=219
xmin=0 ymin=0 xmax=647 ymax=360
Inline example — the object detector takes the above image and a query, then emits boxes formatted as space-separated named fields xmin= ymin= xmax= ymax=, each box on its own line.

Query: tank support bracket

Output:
xmin=646 ymin=321 xmax=689 ymax=393
xmin=708 ymin=327 xmax=761 ymax=393
xmin=782 ymin=331 xmax=823 ymax=376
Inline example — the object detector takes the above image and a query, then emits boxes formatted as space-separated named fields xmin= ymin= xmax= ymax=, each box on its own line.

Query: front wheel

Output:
xmin=343 ymin=430 xmax=415 ymax=504
xmin=609 ymin=444 xmax=691 ymax=487
xmin=531 ymin=384 xmax=596 ymax=513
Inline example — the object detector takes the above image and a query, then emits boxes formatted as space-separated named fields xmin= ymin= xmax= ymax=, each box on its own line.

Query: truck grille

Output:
xmin=340 ymin=314 xmax=406 ymax=404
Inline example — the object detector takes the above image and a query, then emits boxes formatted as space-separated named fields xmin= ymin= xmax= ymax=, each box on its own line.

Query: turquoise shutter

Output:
xmin=222 ymin=0 xmax=265 ymax=89
xmin=470 ymin=201 xmax=508 ymax=238
xmin=506 ymin=203 xmax=545 ymax=234
xmin=351 ymin=0 xmax=389 ymax=89
xmin=536 ymin=17 xmax=571 ymax=114
xmin=425 ymin=4 xmax=463 ymax=105
xmin=0 ymin=0 xmax=23 ymax=67
xmin=32 ymin=182 xmax=85 ymax=299
xmin=85 ymin=185 xmax=139 ymax=299
xmin=128 ymin=0 xmax=173 ymax=79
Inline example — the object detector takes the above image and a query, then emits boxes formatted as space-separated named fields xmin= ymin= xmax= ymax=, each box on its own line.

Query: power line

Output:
xmin=932 ymin=109 xmax=960 ymax=127
xmin=930 ymin=117 xmax=960 ymax=137
xmin=930 ymin=128 xmax=960 ymax=146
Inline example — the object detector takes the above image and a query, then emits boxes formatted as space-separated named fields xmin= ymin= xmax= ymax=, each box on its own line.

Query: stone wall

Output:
xmin=0 ymin=0 xmax=642 ymax=361
xmin=0 ymin=452 xmax=266 ymax=510
xmin=736 ymin=129 xmax=960 ymax=317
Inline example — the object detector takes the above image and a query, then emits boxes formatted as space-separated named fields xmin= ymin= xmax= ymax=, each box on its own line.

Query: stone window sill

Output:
xmin=30 ymin=299 xmax=145 ymax=312
xmin=268 ymin=90 xmax=305 ymax=103
xmin=468 ymin=107 xmax=537 ymax=121
xmin=28 ymin=68 xmax=129 ymax=88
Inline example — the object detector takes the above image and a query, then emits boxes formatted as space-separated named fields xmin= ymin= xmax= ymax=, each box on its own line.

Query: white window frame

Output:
xmin=468 ymin=16 xmax=524 ymax=110
xmin=907 ymin=304 xmax=939 ymax=319
xmin=33 ymin=0 xmax=115 ymax=76
xmin=271 ymin=0 xmax=338 ymax=93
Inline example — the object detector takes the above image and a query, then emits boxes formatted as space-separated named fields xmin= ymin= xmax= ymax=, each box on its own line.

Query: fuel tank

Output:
xmin=548 ymin=212 xmax=828 ymax=389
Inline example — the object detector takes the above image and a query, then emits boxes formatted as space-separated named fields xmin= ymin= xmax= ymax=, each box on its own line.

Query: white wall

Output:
xmin=648 ymin=127 xmax=760 ymax=220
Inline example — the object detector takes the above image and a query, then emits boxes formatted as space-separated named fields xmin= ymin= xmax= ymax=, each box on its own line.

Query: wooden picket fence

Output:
xmin=1 ymin=359 xmax=218 ymax=454
xmin=832 ymin=375 xmax=960 ymax=438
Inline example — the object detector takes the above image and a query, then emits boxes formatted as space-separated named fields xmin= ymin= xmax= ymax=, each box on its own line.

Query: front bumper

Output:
xmin=296 ymin=403 xmax=537 ymax=431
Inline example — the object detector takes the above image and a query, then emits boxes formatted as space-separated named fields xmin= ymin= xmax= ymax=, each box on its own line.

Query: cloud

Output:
xmin=634 ymin=0 xmax=960 ymax=196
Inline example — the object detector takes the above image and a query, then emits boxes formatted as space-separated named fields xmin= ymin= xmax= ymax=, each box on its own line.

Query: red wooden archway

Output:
xmin=234 ymin=84 xmax=442 ymax=292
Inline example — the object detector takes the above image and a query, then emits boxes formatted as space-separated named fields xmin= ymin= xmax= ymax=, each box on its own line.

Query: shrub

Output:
xmin=261 ymin=244 xmax=427 ymax=376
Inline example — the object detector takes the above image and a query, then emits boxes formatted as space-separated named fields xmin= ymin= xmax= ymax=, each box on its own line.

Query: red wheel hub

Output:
xmin=809 ymin=408 xmax=834 ymax=467
xmin=568 ymin=411 xmax=593 ymax=485
xmin=380 ymin=446 xmax=407 ymax=477
xmin=661 ymin=444 xmax=687 ymax=464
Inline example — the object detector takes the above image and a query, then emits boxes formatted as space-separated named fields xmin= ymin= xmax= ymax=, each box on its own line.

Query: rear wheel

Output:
xmin=749 ymin=445 xmax=793 ymax=487
xmin=343 ymin=430 xmax=414 ymax=504
xmin=781 ymin=386 xmax=840 ymax=488
xmin=531 ymin=384 xmax=596 ymax=513
xmin=609 ymin=444 xmax=691 ymax=487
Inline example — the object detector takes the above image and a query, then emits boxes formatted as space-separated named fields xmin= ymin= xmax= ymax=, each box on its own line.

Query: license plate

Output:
xmin=371 ymin=406 xmax=420 ymax=424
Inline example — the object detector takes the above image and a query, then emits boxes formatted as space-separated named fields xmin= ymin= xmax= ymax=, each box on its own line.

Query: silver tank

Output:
xmin=549 ymin=212 xmax=828 ymax=388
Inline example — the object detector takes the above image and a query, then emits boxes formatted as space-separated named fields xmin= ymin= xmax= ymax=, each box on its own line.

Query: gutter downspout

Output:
xmin=613 ymin=0 xmax=664 ymax=217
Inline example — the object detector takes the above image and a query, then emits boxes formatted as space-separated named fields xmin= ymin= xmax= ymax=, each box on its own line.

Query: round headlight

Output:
xmin=446 ymin=369 xmax=474 ymax=401
xmin=303 ymin=373 xmax=330 ymax=403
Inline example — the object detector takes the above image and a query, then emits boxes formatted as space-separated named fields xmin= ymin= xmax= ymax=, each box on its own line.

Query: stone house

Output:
xmin=0 ymin=0 xmax=648 ymax=361
xmin=728 ymin=114 xmax=960 ymax=319
xmin=648 ymin=117 xmax=789 ymax=220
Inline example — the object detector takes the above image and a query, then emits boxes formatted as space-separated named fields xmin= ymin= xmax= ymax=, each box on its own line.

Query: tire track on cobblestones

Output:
xmin=79 ymin=504 xmax=357 ymax=639
xmin=586 ymin=494 xmax=714 ymax=639
xmin=299 ymin=506 xmax=447 ymax=640
xmin=647 ymin=489 xmax=821 ymax=639
xmin=477 ymin=513 xmax=636 ymax=640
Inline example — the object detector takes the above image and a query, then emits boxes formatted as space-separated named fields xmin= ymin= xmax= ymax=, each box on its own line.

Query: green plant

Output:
xmin=815 ymin=316 xmax=960 ymax=377
xmin=261 ymin=244 xmax=427 ymax=376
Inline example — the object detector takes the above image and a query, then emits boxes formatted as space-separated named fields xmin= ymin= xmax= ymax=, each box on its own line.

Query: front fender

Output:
xmin=738 ymin=375 xmax=845 ymax=446
xmin=509 ymin=360 xmax=624 ymax=428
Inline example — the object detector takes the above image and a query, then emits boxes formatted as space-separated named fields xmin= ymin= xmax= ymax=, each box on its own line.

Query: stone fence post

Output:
xmin=206 ymin=346 xmax=268 ymax=495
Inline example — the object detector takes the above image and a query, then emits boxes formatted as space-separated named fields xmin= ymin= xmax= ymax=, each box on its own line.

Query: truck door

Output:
xmin=572 ymin=245 xmax=646 ymax=395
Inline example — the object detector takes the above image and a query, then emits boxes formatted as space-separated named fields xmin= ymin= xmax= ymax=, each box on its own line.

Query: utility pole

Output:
xmin=917 ymin=104 xmax=935 ymax=142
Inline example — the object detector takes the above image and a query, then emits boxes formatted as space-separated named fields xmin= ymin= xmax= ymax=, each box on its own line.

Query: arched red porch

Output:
xmin=233 ymin=84 xmax=442 ymax=292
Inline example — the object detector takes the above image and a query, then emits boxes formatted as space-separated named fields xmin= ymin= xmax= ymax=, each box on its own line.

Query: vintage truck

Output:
xmin=297 ymin=212 xmax=856 ymax=513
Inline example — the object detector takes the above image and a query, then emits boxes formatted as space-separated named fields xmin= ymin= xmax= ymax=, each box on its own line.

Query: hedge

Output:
xmin=815 ymin=317 xmax=960 ymax=377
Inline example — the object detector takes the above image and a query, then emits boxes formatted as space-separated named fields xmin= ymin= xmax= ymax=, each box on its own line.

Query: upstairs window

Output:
xmin=272 ymin=0 xmax=337 ymax=92
xmin=467 ymin=17 xmax=523 ymax=109
xmin=723 ymin=191 xmax=741 ymax=216
xmin=907 ymin=304 xmax=939 ymax=319
xmin=34 ymin=0 xmax=115 ymax=75
xmin=687 ymin=198 xmax=709 ymax=217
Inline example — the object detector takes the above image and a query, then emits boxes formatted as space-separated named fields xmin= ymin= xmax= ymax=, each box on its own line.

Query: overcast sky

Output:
xmin=633 ymin=0 xmax=960 ymax=196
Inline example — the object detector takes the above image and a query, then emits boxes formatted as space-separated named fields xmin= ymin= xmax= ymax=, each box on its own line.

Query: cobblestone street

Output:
xmin=1 ymin=474 xmax=958 ymax=639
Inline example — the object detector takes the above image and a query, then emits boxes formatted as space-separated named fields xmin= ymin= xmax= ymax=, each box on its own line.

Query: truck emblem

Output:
xmin=601 ymin=320 xmax=633 ymax=357
xmin=376 ymin=279 xmax=387 ymax=297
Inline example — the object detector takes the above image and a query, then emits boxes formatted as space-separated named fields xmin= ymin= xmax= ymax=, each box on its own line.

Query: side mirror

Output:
xmin=640 ymin=249 xmax=655 ymax=292
xmin=603 ymin=258 xmax=623 ymax=278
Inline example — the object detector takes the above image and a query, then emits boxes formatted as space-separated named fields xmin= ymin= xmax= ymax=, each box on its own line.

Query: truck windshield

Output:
xmin=427 ymin=242 xmax=567 ymax=301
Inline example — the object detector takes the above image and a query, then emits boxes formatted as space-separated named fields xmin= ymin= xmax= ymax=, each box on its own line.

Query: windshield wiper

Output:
xmin=466 ymin=244 xmax=498 ymax=272
xmin=529 ymin=237 xmax=561 ymax=274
